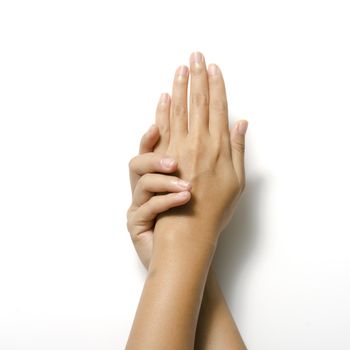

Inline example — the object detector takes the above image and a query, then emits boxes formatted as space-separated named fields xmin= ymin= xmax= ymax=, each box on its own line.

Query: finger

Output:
xmin=139 ymin=124 xmax=160 ymax=154
xmin=129 ymin=153 xmax=177 ymax=192
xmin=135 ymin=191 xmax=191 ymax=225
xmin=155 ymin=93 xmax=171 ymax=153
xmin=230 ymin=120 xmax=248 ymax=188
xmin=132 ymin=173 xmax=192 ymax=207
xmin=207 ymin=64 xmax=230 ymax=139
xmin=189 ymin=51 xmax=209 ymax=134
xmin=170 ymin=65 xmax=189 ymax=138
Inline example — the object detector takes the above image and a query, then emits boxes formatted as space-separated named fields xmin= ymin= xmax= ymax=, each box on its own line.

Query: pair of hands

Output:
xmin=127 ymin=52 xmax=248 ymax=268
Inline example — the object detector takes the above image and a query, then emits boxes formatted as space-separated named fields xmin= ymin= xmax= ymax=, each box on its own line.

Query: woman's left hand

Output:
xmin=127 ymin=125 xmax=192 ymax=267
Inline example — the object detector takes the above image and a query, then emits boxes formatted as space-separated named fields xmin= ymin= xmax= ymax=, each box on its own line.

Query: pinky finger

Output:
xmin=136 ymin=191 xmax=191 ymax=223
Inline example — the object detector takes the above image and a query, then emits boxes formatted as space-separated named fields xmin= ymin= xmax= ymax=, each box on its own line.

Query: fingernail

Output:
xmin=176 ymin=65 xmax=188 ymax=77
xmin=238 ymin=121 xmax=248 ymax=135
xmin=176 ymin=191 xmax=190 ymax=199
xmin=190 ymin=51 xmax=203 ymax=64
xmin=161 ymin=158 xmax=176 ymax=168
xmin=177 ymin=180 xmax=191 ymax=189
xmin=159 ymin=93 xmax=169 ymax=103
xmin=208 ymin=64 xmax=219 ymax=76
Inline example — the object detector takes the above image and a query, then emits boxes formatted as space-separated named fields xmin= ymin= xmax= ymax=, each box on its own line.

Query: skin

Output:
xmin=127 ymin=126 xmax=246 ymax=349
xmin=126 ymin=52 xmax=248 ymax=350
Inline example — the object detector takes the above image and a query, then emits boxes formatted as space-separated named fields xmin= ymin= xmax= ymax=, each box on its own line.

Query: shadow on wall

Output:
xmin=213 ymin=175 xmax=265 ymax=303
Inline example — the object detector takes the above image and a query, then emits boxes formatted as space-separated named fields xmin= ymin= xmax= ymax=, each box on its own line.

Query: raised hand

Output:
xmin=126 ymin=52 xmax=248 ymax=350
xmin=127 ymin=125 xmax=247 ymax=349
xmin=154 ymin=52 xmax=248 ymax=244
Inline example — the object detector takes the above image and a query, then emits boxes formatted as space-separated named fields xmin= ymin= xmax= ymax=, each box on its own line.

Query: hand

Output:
xmin=154 ymin=52 xmax=248 ymax=244
xmin=128 ymin=127 xmax=247 ymax=349
xmin=126 ymin=52 xmax=248 ymax=350
xmin=127 ymin=125 xmax=192 ymax=267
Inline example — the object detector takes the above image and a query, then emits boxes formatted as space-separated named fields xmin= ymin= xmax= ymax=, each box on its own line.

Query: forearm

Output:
xmin=194 ymin=269 xmax=247 ymax=350
xmin=126 ymin=223 xmax=216 ymax=350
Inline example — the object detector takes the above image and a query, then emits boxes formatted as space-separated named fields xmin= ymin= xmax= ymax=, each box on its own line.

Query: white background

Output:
xmin=1 ymin=0 xmax=349 ymax=349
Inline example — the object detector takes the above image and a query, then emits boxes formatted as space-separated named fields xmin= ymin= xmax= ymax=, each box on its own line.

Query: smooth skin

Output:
xmin=126 ymin=52 xmax=248 ymax=350
xmin=128 ymin=125 xmax=246 ymax=349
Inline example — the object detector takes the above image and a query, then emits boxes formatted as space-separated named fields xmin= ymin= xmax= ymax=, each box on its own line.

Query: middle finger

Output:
xmin=189 ymin=51 xmax=209 ymax=135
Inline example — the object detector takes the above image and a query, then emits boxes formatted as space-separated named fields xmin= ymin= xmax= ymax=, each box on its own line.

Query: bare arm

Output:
xmin=127 ymin=126 xmax=247 ymax=349
xmin=126 ymin=51 xmax=248 ymax=349
xmin=126 ymin=225 xmax=216 ymax=349
xmin=195 ymin=269 xmax=247 ymax=349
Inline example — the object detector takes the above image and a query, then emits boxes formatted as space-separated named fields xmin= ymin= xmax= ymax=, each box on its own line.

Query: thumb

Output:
xmin=230 ymin=120 xmax=248 ymax=187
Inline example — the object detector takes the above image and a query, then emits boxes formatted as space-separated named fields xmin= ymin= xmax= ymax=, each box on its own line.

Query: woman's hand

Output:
xmin=154 ymin=52 xmax=248 ymax=244
xmin=127 ymin=125 xmax=192 ymax=267
xmin=126 ymin=52 xmax=248 ymax=350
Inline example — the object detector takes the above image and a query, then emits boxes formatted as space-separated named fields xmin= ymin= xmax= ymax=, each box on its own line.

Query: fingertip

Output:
xmin=160 ymin=157 xmax=178 ymax=170
xmin=230 ymin=120 xmax=248 ymax=138
xmin=236 ymin=120 xmax=249 ymax=136
xmin=159 ymin=93 xmax=170 ymax=104
xmin=190 ymin=51 xmax=204 ymax=65
xmin=176 ymin=190 xmax=191 ymax=201
xmin=207 ymin=63 xmax=220 ymax=76
xmin=139 ymin=124 xmax=160 ymax=153
xmin=175 ymin=65 xmax=189 ymax=78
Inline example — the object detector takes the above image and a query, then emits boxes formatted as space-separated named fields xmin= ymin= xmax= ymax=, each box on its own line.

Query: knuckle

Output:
xmin=211 ymin=141 xmax=221 ymax=158
xmin=126 ymin=210 xmax=134 ymax=233
xmin=128 ymin=156 xmax=137 ymax=171
xmin=191 ymin=93 xmax=209 ymax=108
xmin=232 ymin=140 xmax=245 ymax=153
xmin=173 ymin=102 xmax=187 ymax=117
xmin=186 ymin=138 xmax=207 ymax=166
xmin=158 ymin=123 xmax=170 ymax=135
xmin=152 ymin=155 xmax=163 ymax=169
xmin=147 ymin=196 xmax=159 ymax=215
xmin=126 ymin=219 xmax=132 ymax=234
xmin=139 ymin=173 xmax=151 ymax=190
xmin=210 ymin=98 xmax=228 ymax=115
xmin=127 ymin=205 xmax=132 ymax=216
xmin=188 ymin=137 xmax=202 ymax=154
xmin=138 ymin=175 xmax=147 ymax=190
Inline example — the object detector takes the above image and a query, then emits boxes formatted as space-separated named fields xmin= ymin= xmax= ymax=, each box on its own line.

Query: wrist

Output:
xmin=150 ymin=233 xmax=216 ymax=275
xmin=153 ymin=211 xmax=220 ymax=249
xmin=148 ymin=227 xmax=217 ymax=291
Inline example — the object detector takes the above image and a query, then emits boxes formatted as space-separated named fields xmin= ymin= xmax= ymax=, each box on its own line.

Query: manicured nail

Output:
xmin=159 ymin=93 xmax=169 ymax=103
xmin=177 ymin=180 xmax=191 ymax=189
xmin=176 ymin=65 xmax=188 ymax=77
xmin=176 ymin=191 xmax=190 ymax=199
xmin=208 ymin=64 xmax=219 ymax=76
xmin=161 ymin=158 xmax=176 ymax=168
xmin=238 ymin=121 xmax=248 ymax=135
xmin=190 ymin=51 xmax=203 ymax=64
